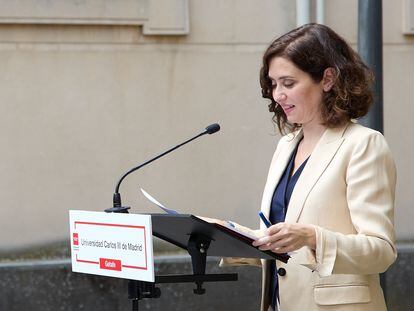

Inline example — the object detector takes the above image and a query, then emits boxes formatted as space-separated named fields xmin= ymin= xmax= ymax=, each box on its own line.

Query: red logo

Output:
xmin=99 ymin=258 xmax=122 ymax=271
xmin=73 ymin=233 xmax=79 ymax=246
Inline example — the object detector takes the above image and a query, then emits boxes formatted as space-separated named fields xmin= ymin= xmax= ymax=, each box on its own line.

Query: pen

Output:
xmin=259 ymin=212 xmax=272 ymax=228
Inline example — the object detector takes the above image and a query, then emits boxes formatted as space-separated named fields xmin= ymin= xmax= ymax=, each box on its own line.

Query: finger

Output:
xmin=275 ymin=240 xmax=303 ymax=253
xmin=259 ymin=237 xmax=296 ymax=252
xmin=266 ymin=222 xmax=285 ymax=235
xmin=273 ymin=246 xmax=291 ymax=253
xmin=257 ymin=243 xmax=273 ymax=251
xmin=254 ymin=228 xmax=288 ymax=247
xmin=272 ymin=240 xmax=303 ymax=253
xmin=252 ymin=236 xmax=272 ymax=247
xmin=259 ymin=244 xmax=291 ymax=253
xmin=254 ymin=232 xmax=285 ymax=246
xmin=252 ymin=228 xmax=282 ymax=246
xmin=254 ymin=223 xmax=295 ymax=247
xmin=258 ymin=239 xmax=287 ymax=251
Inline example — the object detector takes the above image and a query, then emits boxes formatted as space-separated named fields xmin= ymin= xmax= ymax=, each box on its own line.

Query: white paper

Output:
xmin=140 ymin=188 xmax=179 ymax=214
xmin=221 ymin=221 xmax=258 ymax=240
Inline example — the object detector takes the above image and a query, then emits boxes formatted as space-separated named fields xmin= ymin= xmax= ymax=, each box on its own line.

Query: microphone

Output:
xmin=205 ymin=123 xmax=220 ymax=134
xmin=105 ymin=123 xmax=221 ymax=213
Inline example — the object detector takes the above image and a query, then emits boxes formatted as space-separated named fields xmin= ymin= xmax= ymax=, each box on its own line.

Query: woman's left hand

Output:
xmin=252 ymin=222 xmax=316 ymax=253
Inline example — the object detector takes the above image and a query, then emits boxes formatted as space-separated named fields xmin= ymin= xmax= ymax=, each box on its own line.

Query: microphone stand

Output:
xmin=104 ymin=124 xmax=237 ymax=311
xmin=105 ymin=123 xmax=220 ymax=214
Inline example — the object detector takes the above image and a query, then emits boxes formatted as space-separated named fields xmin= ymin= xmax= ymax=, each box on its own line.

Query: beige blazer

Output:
xmin=257 ymin=122 xmax=396 ymax=311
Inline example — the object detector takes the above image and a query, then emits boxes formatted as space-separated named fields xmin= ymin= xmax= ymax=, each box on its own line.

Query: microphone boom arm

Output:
xmin=115 ymin=132 xmax=205 ymax=194
xmin=109 ymin=123 xmax=220 ymax=210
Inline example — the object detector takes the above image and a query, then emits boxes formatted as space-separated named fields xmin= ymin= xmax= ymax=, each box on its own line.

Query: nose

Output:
xmin=273 ymin=88 xmax=287 ymax=104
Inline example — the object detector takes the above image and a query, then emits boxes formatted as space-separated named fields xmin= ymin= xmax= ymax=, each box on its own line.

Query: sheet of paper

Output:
xmin=220 ymin=222 xmax=258 ymax=240
xmin=140 ymin=188 xmax=179 ymax=214
xmin=198 ymin=216 xmax=258 ymax=240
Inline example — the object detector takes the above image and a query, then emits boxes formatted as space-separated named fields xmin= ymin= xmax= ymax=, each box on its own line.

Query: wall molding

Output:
xmin=0 ymin=0 xmax=189 ymax=35
xmin=403 ymin=0 xmax=414 ymax=34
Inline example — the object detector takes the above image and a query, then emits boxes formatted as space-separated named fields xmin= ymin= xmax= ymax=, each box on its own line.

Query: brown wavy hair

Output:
xmin=260 ymin=23 xmax=373 ymax=134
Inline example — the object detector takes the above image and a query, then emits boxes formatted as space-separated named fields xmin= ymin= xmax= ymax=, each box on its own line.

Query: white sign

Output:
xmin=69 ymin=210 xmax=154 ymax=282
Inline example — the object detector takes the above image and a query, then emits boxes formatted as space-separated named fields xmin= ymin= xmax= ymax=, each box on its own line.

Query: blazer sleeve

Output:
xmin=314 ymin=131 xmax=397 ymax=277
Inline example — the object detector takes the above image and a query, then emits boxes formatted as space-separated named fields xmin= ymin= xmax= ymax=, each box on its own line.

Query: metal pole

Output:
xmin=358 ymin=0 xmax=387 ymax=303
xmin=358 ymin=0 xmax=383 ymax=134
xmin=316 ymin=0 xmax=325 ymax=24
xmin=296 ymin=0 xmax=311 ymax=27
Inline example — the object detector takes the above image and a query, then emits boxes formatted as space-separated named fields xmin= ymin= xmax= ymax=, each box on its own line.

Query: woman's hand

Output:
xmin=252 ymin=222 xmax=316 ymax=253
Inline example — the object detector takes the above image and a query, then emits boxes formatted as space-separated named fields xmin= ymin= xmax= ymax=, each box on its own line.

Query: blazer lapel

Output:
xmin=285 ymin=124 xmax=349 ymax=223
xmin=261 ymin=130 xmax=303 ymax=219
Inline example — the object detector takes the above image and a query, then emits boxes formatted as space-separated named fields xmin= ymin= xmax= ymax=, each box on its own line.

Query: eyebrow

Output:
xmin=278 ymin=75 xmax=294 ymax=80
xmin=268 ymin=75 xmax=295 ymax=81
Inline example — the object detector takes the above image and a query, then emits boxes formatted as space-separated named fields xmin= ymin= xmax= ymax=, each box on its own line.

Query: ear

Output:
xmin=322 ymin=67 xmax=335 ymax=92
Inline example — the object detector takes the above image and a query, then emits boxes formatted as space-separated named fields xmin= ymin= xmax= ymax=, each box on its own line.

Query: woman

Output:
xmin=226 ymin=24 xmax=396 ymax=311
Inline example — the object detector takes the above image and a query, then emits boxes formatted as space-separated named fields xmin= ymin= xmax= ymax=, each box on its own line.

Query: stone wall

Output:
xmin=1 ymin=247 xmax=413 ymax=311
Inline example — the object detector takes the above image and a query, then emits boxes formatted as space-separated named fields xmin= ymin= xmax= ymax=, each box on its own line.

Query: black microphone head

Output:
xmin=205 ymin=123 xmax=220 ymax=134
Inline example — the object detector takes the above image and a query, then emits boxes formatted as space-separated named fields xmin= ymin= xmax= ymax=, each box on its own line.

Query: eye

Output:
xmin=283 ymin=80 xmax=295 ymax=88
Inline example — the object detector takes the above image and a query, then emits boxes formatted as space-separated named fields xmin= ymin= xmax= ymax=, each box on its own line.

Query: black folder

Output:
xmin=151 ymin=214 xmax=289 ymax=263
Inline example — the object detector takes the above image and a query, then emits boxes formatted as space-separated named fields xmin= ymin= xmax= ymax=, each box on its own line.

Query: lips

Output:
xmin=281 ymin=105 xmax=295 ymax=114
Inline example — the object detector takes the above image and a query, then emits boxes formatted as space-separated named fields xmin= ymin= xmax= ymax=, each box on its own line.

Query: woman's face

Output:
xmin=268 ymin=57 xmax=325 ymax=127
